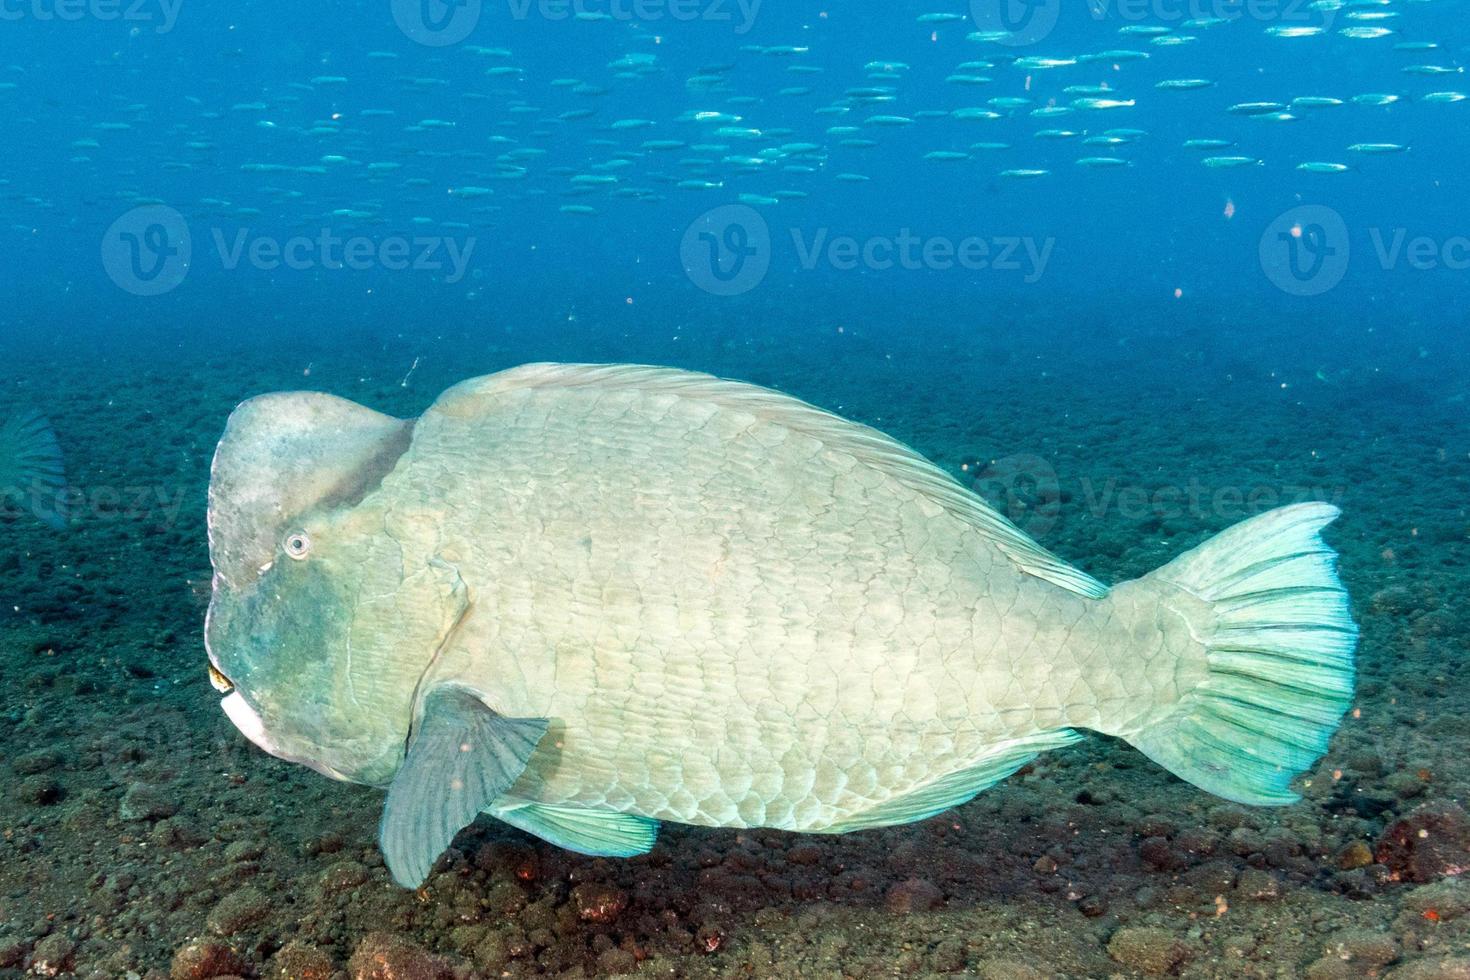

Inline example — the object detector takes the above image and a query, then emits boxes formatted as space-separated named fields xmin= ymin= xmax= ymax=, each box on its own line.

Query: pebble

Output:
xmin=1338 ymin=840 xmax=1375 ymax=870
xmin=1377 ymin=801 xmax=1470 ymax=883
xmin=269 ymin=941 xmax=336 ymax=979
xmin=1236 ymin=867 xmax=1283 ymax=902
xmin=170 ymin=940 xmax=244 ymax=980
xmin=884 ymin=878 xmax=943 ymax=913
xmin=120 ymin=782 xmax=179 ymax=821
xmin=570 ymin=882 xmax=628 ymax=923
xmin=975 ymin=960 xmax=1047 ymax=980
xmin=223 ymin=840 xmax=265 ymax=863
xmin=347 ymin=931 xmax=455 ymax=980
xmin=1385 ymin=957 xmax=1470 ymax=980
xmin=12 ymin=748 xmax=63 ymax=774
xmin=16 ymin=775 xmax=62 ymax=806
xmin=1108 ymin=926 xmax=1191 ymax=975
xmin=1405 ymin=878 xmax=1470 ymax=922
xmin=596 ymin=947 xmax=637 ymax=975
xmin=206 ymin=886 xmax=270 ymax=936
xmin=27 ymin=934 xmax=75 ymax=977
xmin=1326 ymin=928 xmax=1400 ymax=969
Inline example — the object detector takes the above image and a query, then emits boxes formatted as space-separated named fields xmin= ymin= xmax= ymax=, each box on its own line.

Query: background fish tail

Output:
xmin=1116 ymin=503 xmax=1357 ymax=805
xmin=0 ymin=409 xmax=67 ymax=530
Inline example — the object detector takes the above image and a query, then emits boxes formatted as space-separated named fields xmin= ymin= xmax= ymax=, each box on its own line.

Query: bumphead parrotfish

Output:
xmin=205 ymin=364 xmax=1356 ymax=888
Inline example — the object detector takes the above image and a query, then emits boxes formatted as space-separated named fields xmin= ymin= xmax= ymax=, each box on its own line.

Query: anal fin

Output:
xmin=824 ymin=729 xmax=1081 ymax=833
xmin=493 ymin=801 xmax=659 ymax=857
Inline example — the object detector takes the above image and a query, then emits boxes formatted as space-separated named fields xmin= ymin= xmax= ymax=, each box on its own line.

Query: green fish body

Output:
xmin=206 ymin=364 xmax=1357 ymax=887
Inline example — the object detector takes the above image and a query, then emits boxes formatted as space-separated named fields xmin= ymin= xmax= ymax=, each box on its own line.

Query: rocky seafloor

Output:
xmin=1 ymin=314 xmax=1467 ymax=978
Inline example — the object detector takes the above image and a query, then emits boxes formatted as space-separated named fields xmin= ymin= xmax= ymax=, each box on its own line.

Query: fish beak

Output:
xmin=208 ymin=662 xmax=235 ymax=694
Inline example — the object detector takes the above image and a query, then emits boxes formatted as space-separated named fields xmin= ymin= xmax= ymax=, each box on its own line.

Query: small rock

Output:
xmin=16 ymin=775 xmax=61 ymax=806
xmin=27 ymin=934 xmax=75 ymax=977
xmin=206 ymin=886 xmax=270 ymax=936
xmin=120 ymin=782 xmax=178 ymax=821
xmin=1108 ymin=926 xmax=1191 ymax=975
xmin=348 ymin=931 xmax=454 ymax=980
xmin=786 ymin=842 xmax=824 ymax=865
xmin=885 ymin=878 xmax=943 ymax=914
xmin=1338 ymin=840 xmax=1375 ymax=870
xmin=0 ymin=936 xmax=27 ymax=969
xmin=1326 ymin=929 xmax=1400 ymax=969
xmin=1237 ymin=867 xmax=1283 ymax=901
xmin=1385 ymin=957 xmax=1470 ymax=980
xmin=319 ymin=860 xmax=370 ymax=895
xmin=974 ymin=960 xmax=1047 ymax=980
xmin=595 ymin=947 xmax=637 ymax=975
xmin=1404 ymin=879 xmax=1470 ymax=922
xmin=171 ymin=940 xmax=244 ymax=980
xmin=570 ymin=882 xmax=627 ymax=924
xmin=928 ymin=937 xmax=967 ymax=972
xmin=269 ymin=942 xmax=335 ymax=979
xmin=1377 ymin=801 xmax=1470 ymax=883
xmin=12 ymin=748 xmax=62 ymax=774
xmin=224 ymin=840 xmax=265 ymax=863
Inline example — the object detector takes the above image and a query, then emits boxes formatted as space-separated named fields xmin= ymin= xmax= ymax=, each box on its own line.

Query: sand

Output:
xmin=1 ymin=312 xmax=1466 ymax=978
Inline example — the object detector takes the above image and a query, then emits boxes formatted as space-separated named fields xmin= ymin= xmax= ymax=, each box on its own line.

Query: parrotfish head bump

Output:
xmin=204 ymin=391 xmax=460 ymax=787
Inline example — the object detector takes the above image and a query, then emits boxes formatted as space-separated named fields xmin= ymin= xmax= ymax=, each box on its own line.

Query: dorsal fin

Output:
xmin=436 ymin=364 xmax=1108 ymax=599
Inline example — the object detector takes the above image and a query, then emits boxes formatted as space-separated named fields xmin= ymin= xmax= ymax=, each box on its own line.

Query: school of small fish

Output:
xmin=1 ymin=0 xmax=1458 ymax=233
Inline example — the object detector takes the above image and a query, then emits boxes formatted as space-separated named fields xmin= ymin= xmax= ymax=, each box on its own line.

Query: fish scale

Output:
xmin=399 ymin=368 xmax=1196 ymax=829
xmin=208 ymin=364 xmax=1355 ymax=887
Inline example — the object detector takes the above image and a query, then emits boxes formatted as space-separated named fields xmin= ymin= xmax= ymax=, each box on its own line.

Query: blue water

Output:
xmin=1 ymin=2 xmax=1468 ymax=976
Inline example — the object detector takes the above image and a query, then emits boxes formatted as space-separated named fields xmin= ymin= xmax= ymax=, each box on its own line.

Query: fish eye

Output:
xmin=283 ymin=530 xmax=312 ymax=560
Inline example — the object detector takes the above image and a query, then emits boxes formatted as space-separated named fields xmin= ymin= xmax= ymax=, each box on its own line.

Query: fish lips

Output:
xmin=219 ymin=690 xmax=351 ymax=782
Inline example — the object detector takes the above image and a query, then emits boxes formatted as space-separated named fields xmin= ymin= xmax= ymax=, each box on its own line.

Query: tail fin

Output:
xmin=1125 ymin=503 xmax=1356 ymax=805
xmin=0 ymin=410 xmax=67 ymax=530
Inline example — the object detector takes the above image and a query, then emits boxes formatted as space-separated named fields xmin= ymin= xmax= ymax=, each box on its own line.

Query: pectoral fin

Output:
xmin=379 ymin=686 xmax=549 ymax=888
